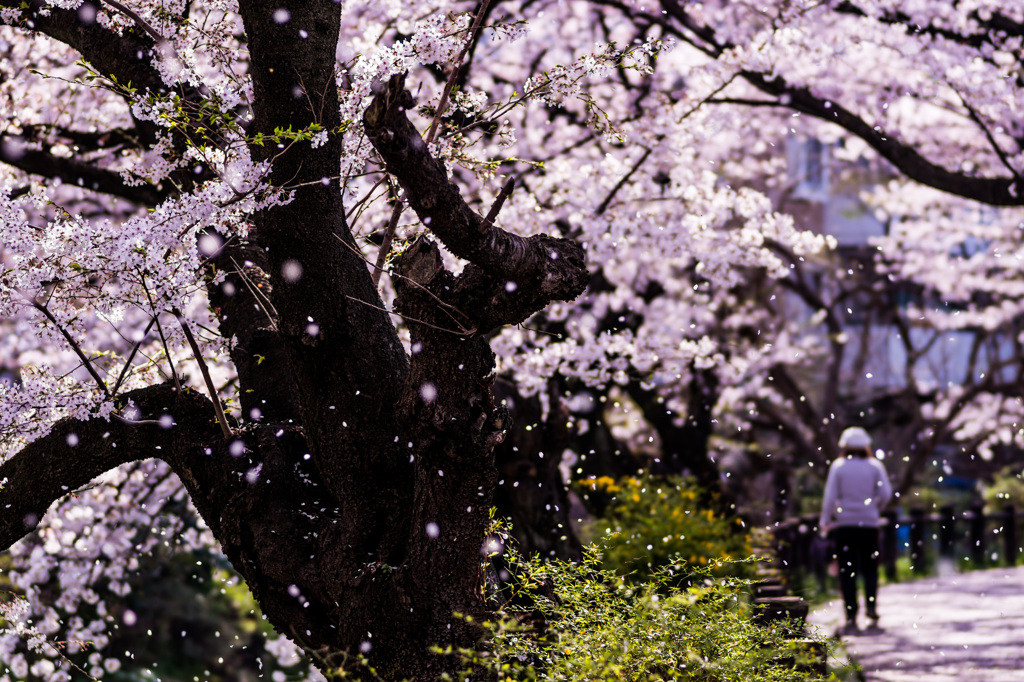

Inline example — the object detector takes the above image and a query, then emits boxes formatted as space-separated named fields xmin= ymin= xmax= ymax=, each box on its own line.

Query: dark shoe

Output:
xmin=839 ymin=620 xmax=859 ymax=636
xmin=866 ymin=609 xmax=879 ymax=623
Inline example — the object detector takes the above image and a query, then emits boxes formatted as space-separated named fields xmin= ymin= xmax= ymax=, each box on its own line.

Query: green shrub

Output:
xmin=579 ymin=475 xmax=751 ymax=582
xmin=981 ymin=466 xmax=1024 ymax=512
xmin=449 ymin=543 xmax=828 ymax=681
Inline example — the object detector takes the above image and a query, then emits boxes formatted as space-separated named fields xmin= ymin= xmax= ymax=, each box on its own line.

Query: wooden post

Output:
xmin=754 ymin=583 xmax=789 ymax=598
xmin=969 ymin=502 xmax=986 ymax=567
xmin=776 ymin=520 xmax=795 ymax=570
xmin=881 ymin=509 xmax=898 ymax=581
xmin=798 ymin=514 xmax=817 ymax=574
xmin=1003 ymin=503 xmax=1018 ymax=567
xmin=909 ymin=506 xmax=927 ymax=574
xmin=939 ymin=503 xmax=956 ymax=557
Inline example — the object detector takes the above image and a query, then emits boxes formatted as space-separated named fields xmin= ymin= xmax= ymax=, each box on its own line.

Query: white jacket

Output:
xmin=819 ymin=456 xmax=893 ymax=530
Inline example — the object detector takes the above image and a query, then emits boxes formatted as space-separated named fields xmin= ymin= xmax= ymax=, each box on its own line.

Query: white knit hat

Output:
xmin=839 ymin=426 xmax=872 ymax=449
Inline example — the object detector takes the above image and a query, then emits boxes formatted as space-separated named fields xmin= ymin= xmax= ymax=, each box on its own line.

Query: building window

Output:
xmin=788 ymin=136 xmax=830 ymax=200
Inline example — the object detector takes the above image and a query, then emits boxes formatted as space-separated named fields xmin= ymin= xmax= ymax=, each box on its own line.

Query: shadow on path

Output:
xmin=808 ymin=565 xmax=1024 ymax=681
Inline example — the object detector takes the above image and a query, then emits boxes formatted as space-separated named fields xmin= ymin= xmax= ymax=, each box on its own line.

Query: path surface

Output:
xmin=807 ymin=565 xmax=1024 ymax=681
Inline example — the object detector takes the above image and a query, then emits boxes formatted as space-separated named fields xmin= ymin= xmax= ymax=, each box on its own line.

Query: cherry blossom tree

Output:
xmin=0 ymin=0 xmax=593 ymax=678
xmin=3 ymin=0 xmax=1023 ymax=679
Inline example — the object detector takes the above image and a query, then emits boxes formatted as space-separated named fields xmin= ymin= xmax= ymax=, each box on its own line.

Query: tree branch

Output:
xmin=370 ymin=199 xmax=404 ymax=288
xmin=739 ymin=70 xmax=1024 ymax=205
xmin=656 ymin=0 xmax=1024 ymax=206
xmin=481 ymin=175 xmax=515 ymax=229
xmin=99 ymin=0 xmax=167 ymax=45
xmin=173 ymin=308 xmax=232 ymax=439
xmin=19 ymin=124 xmax=138 ymax=154
xmin=0 ymin=136 xmax=166 ymax=205
xmin=0 ymin=384 xmax=216 ymax=551
xmin=596 ymin=148 xmax=650 ymax=216
xmin=750 ymin=398 xmax=820 ymax=466
xmin=766 ymin=362 xmax=822 ymax=435
xmin=832 ymin=1 xmax=1024 ymax=49
xmin=954 ymin=87 xmax=1024 ymax=182
xmin=24 ymin=295 xmax=111 ymax=399
xmin=364 ymin=72 xmax=589 ymax=312
xmin=0 ymin=1 xmax=167 ymax=94
xmin=423 ymin=0 xmax=493 ymax=144
xmin=111 ymin=315 xmax=158 ymax=396
xmin=0 ymin=0 xmax=216 ymax=195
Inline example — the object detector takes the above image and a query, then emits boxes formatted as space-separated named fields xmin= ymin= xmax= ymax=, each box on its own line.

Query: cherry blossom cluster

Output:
xmin=0 ymin=460 xmax=182 ymax=681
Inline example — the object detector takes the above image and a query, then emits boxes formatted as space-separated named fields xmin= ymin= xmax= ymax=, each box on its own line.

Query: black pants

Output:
xmin=832 ymin=526 xmax=880 ymax=622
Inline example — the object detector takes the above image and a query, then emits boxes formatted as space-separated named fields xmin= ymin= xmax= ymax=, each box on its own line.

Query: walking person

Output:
xmin=819 ymin=426 xmax=893 ymax=634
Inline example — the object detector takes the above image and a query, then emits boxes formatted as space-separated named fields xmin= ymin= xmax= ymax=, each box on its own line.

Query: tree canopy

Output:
xmin=0 ymin=0 xmax=1023 ymax=679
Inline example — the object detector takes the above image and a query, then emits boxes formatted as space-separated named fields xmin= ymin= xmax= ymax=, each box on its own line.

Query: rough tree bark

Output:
xmin=0 ymin=1 xmax=588 ymax=679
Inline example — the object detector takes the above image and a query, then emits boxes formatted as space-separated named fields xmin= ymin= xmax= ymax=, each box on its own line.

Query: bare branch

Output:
xmin=954 ymin=87 xmax=1024 ymax=182
xmin=371 ymin=0 xmax=494 ymax=284
xmin=99 ymin=0 xmax=167 ymax=45
xmin=596 ymin=148 xmax=650 ymax=216
xmin=173 ymin=309 xmax=232 ymax=439
xmin=22 ymin=294 xmax=110 ymax=399
xmin=0 ymin=136 xmax=166 ymax=205
xmin=111 ymin=315 xmax=158 ymax=396
xmin=371 ymin=200 xmax=404 ymax=288
xmin=654 ymin=0 xmax=1024 ymax=206
xmin=480 ymin=176 xmax=515 ymax=230
xmin=139 ymin=274 xmax=183 ymax=394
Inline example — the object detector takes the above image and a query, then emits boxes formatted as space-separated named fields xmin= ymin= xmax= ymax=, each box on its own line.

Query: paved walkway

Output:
xmin=808 ymin=565 xmax=1024 ymax=681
